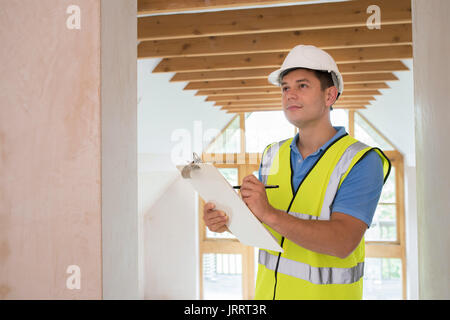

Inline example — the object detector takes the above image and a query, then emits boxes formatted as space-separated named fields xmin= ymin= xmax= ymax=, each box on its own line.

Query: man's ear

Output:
xmin=325 ymin=86 xmax=339 ymax=108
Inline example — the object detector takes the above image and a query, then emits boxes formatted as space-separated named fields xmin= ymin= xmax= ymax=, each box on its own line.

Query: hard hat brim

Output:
xmin=268 ymin=68 xmax=283 ymax=86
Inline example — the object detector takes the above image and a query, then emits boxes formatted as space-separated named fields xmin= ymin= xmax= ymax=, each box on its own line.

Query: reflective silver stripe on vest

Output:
xmin=287 ymin=211 xmax=321 ymax=220
xmin=259 ymin=250 xmax=364 ymax=285
xmin=318 ymin=141 xmax=369 ymax=220
xmin=260 ymin=139 xmax=289 ymax=185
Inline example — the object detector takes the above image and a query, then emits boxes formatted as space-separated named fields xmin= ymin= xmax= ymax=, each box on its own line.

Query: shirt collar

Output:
xmin=290 ymin=126 xmax=348 ymax=158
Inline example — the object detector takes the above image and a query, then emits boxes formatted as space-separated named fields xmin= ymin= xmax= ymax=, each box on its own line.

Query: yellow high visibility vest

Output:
xmin=255 ymin=133 xmax=391 ymax=300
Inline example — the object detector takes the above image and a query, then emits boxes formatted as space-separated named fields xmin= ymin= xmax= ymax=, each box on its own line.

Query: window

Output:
xmin=365 ymin=166 xmax=397 ymax=241
xmin=202 ymin=253 xmax=243 ymax=300
xmin=351 ymin=111 xmax=406 ymax=300
xmin=363 ymin=258 xmax=403 ymax=300
xmin=199 ymin=123 xmax=260 ymax=299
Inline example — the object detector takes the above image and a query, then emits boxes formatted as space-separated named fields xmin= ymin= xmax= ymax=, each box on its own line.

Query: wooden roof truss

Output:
xmin=138 ymin=0 xmax=412 ymax=113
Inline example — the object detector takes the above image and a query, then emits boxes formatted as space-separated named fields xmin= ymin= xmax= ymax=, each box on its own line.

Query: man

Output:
xmin=203 ymin=45 xmax=391 ymax=300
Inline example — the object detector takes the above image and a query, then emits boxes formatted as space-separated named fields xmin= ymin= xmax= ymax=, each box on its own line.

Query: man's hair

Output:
xmin=278 ymin=67 xmax=337 ymax=109
xmin=279 ymin=67 xmax=334 ymax=90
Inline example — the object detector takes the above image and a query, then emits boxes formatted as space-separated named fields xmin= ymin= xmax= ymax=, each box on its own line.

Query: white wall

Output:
xmin=404 ymin=165 xmax=418 ymax=299
xmin=140 ymin=172 xmax=199 ymax=299
xmin=412 ymin=0 xmax=450 ymax=299
xmin=359 ymin=59 xmax=415 ymax=167
xmin=138 ymin=58 xmax=234 ymax=156
xmin=101 ymin=0 xmax=139 ymax=299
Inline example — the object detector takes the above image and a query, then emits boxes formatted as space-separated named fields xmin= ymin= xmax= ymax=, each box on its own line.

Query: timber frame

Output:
xmin=137 ymin=0 xmax=412 ymax=114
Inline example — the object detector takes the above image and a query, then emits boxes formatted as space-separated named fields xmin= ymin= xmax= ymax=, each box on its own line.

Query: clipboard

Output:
xmin=177 ymin=153 xmax=283 ymax=252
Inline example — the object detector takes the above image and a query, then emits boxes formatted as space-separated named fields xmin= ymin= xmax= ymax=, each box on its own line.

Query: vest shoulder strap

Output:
xmin=260 ymin=138 xmax=292 ymax=185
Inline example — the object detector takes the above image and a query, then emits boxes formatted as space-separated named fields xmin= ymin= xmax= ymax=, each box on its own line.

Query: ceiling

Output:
xmin=137 ymin=0 xmax=412 ymax=114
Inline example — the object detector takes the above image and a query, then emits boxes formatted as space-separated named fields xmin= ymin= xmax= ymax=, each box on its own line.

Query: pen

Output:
xmin=233 ymin=185 xmax=279 ymax=189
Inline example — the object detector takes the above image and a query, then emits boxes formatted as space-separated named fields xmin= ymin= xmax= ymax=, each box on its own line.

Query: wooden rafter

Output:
xmin=223 ymin=104 xmax=367 ymax=109
xmin=138 ymin=0 xmax=412 ymax=114
xmin=138 ymin=0 xmax=411 ymax=41
xmin=170 ymin=61 xmax=408 ymax=82
xmin=139 ymin=24 xmax=412 ymax=58
xmin=151 ymin=45 xmax=413 ymax=72
xmin=196 ymin=89 xmax=384 ymax=96
xmin=184 ymin=78 xmax=396 ymax=90
xmin=206 ymin=95 xmax=376 ymax=102
xmin=216 ymin=100 xmax=371 ymax=107
xmin=138 ymin=0 xmax=319 ymax=15
xmin=223 ymin=105 xmax=367 ymax=113
xmin=196 ymin=88 xmax=283 ymax=96
xmin=173 ymin=72 xmax=399 ymax=84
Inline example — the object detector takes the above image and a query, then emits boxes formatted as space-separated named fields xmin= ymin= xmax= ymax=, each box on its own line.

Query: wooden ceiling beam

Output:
xmin=184 ymin=78 xmax=398 ymax=90
xmin=222 ymin=104 xmax=368 ymax=110
xmin=221 ymin=99 xmax=370 ymax=106
xmin=138 ymin=0 xmax=411 ymax=41
xmin=173 ymin=72 xmax=399 ymax=84
xmin=196 ymin=88 xmax=383 ymax=96
xmin=339 ymin=60 xmax=409 ymax=74
xmin=139 ymin=24 xmax=412 ymax=58
xmin=216 ymin=100 xmax=371 ymax=107
xmin=151 ymin=52 xmax=285 ymax=72
xmin=207 ymin=95 xmax=376 ymax=102
xmin=170 ymin=61 xmax=409 ymax=82
xmin=226 ymin=107 xmax=285 ymax=113
xmin=223 ymin=105 xmax=367 ymax=113
xmin=197 ymin=88 xmax=282 ymax=96
xmin=221 ymin=100 xmax=370 ymax=108
xmin=344 ymin=73 xmax=399 ymax=83
xmin=206 ymin=94 xmax=283 ymax=101
xmin=172 ymin=68 xmax=278 ymax=82
xmin=217 ymin=101 xmax=283 ymax=107
xmin=138 ymin=0 xmax=319 ymax=15
xmin=151 ymin=45 xmax=413 ymax=72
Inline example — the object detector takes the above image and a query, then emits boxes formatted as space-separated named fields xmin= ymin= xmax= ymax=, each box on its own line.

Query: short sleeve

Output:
xmin=330 ymin=149 xmax=385 ymax=228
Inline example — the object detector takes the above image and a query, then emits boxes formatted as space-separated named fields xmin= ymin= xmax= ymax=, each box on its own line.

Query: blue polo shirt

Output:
xmin=258 ymin=126 xmax=384 ymax=228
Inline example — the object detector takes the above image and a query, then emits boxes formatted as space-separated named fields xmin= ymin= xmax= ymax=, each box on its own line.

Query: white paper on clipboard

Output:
xmin=177 ymin=162 xmax=283 ymax=253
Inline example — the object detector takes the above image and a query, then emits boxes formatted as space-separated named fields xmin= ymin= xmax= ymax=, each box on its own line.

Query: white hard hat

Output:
xmin=268 ymin=45 xmax=344 ymax=96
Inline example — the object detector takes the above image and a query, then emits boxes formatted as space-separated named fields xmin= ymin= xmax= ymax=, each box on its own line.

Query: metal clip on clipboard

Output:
xmin=180 ymin=152 xmax=202 ymax=179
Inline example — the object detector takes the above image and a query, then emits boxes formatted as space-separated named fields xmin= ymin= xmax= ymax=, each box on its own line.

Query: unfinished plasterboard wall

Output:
xmin=101 ymin=0 xmax=139 ymax=299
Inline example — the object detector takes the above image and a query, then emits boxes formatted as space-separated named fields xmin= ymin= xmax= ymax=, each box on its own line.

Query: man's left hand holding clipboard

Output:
xmin=203 ymin=174 xmax=276 ymax=235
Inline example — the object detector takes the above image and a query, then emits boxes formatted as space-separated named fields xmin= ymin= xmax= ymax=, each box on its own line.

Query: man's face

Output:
xmin=280 ymin=68 xmax=331 ymax=128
